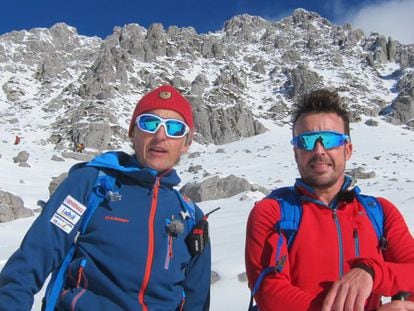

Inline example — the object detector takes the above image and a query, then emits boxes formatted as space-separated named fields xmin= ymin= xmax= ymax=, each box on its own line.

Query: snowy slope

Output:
xmin=0 ymin=116 xmax=413 ymax=310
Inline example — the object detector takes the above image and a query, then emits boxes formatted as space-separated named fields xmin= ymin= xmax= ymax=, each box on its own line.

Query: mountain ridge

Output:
xmin=1 ymin=8 xmax=413 ymax=151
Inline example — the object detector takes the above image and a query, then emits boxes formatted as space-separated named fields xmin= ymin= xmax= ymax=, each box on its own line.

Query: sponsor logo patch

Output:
xmin=57 ymin=205 xmax=81 ymax=224
xmin=50 ymin=195 xmax=87 ymax=234
xmin=63 ymin=195 xmax=86 ymax=215
xmin=50 ymin=213 xmax=75 ymax=234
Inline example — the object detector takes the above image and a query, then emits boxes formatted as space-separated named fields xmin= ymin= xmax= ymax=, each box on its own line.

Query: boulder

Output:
xmin=0 ymin=190 xmax=34 ymax=222
xmin=49 ymin=172 xmax=68 ymax=196
xmin=211 ymin=271 xmax=221 ymax=284
xmin=346 ymin=167 xmax=376 ymax=179
xmin=13 ymin=151 xmax=29 ymax=164
xmin=180 ymin=175 xmax=269 ymax=202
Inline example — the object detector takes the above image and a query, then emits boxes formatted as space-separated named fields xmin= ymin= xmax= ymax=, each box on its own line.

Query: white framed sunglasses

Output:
xmin=135 ymin=113 xmax=189 ymax=138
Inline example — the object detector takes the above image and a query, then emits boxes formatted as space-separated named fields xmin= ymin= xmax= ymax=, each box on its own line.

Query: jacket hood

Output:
xmin=83 ymin=151 xmax=181 ymax=187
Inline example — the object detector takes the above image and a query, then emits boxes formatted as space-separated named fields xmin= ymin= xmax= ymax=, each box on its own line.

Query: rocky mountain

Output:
xmin=1 ymin=9 xmax=413 ymax=152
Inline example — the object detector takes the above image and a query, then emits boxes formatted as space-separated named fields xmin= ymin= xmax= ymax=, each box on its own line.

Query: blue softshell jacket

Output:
xmin=0 ymin=151 xmax=211 ymax=310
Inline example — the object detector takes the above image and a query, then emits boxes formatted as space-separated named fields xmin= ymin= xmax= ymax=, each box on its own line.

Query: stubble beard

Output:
xmin=302 ymin=173 xmax=338 ymax=190
xmin=301 ymin=156 xmax=338 ymax=190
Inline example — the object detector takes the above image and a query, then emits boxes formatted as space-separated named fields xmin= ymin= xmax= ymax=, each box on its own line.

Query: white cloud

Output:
xmin=343 ymin=0 xmax=414 ymax=44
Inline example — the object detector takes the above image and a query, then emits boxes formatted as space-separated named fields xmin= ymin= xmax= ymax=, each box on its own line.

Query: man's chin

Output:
xmin=148 ymin=163 xmax=168 ymax=172
xmin=143 ymin=155 xmax=182 ymax=172
xmin=305 ymin=176 xmax=337 ymax=190
xmin=309 ymin=165 xmax=332 ymax=175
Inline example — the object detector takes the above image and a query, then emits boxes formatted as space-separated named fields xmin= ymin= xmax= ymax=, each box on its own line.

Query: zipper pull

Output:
xmin=332 ymin=208 xmax=338 ymax=220
xmin=168 ymin=235 xmax=173 ymax=258
xmin=153 ymin=177 xmax=160 ymax=198
xmin=353 ymin=228 xmax=360 ymax=257
xmin=164 ymin=235 xmax=174 ymax=270
xmin=76 ymin=259 xmax=87 ymax=288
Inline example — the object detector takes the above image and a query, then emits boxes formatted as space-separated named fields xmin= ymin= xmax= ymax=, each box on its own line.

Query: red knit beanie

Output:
xmin=128 ymin=85 xmax=194 ymax=137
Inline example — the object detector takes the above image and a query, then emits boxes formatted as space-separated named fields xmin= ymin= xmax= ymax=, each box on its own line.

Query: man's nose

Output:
xmin=153 ymin=124 xmax=168 ymax=139
xmin=312 ymin=140 xmax=326 ymax=154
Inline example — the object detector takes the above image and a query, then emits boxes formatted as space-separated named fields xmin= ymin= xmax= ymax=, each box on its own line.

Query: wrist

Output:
xmin=352 ymin=263 xmax=374 ymax=279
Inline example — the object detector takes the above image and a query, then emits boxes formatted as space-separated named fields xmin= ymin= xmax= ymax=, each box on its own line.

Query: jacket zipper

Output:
xmin=138 ymin=177 xmax=160 ymax=311
xmin=179 ymin=290 xmax=186 ymax=311
xmin=353 ymin=228 xmax=360 ymax=257
xmin=332 ymin=208 xmax=344 ymax=277
xmin=76 ymin=259 xmax=87 ymax=288
xmin=71 ymin=259 xmax=88 ymax=311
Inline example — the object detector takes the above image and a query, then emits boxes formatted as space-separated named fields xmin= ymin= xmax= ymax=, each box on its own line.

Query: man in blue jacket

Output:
xmin=0 ymin=85 xmax=211 ymax=310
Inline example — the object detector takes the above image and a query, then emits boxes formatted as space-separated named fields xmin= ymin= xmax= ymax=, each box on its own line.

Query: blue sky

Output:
xmin=1 ymin=0 xmax=413 ymax=44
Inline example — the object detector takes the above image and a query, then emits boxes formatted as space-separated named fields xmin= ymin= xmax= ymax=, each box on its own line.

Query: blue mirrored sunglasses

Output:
xmin=291 ymin=130 xmax=350 ymax=151
xmin=136 ymin=113 xmax=189 ymax=138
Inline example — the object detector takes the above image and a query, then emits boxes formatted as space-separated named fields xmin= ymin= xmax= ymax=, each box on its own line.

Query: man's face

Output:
xmin=293 ymin=112 xmax=352 ymax=192
xmin=131 ymin=109 xmax=191 ymax=172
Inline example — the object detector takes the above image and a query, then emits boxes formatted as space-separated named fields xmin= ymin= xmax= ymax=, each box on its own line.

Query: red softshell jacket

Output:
xmin=245 ymin=182 xmax=414 ymax=311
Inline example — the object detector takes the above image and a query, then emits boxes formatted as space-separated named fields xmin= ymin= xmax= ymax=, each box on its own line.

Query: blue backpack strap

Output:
xmin=174 ymin=191 xmax=198 ymax=307
xmin=353 ymin=186 xmax=386 ymax=249
xmin=249 ymin=187 xmax=302 ymax=310
xmin=174 ymin=190 xmax=196 ymax=231
xmin=81 ymin=171 xmax=117 ymax=233
xmin=271 ymin=187 xmax=303 ymax=251
xmin=44 ymin=171 xmax=116 ymax=311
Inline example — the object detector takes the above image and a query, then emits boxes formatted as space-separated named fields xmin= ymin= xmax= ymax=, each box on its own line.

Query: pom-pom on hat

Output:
xmin=128 ymin=85 xmax=194 ymax=137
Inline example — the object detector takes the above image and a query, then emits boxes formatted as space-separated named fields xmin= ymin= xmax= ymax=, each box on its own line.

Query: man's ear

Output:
xmin=185 ymin=135 xmax=193 ymax=146
xmin=345 ymin=141 xmax=353 ymax=161
xmin=129 ymin=128 xmax=136 ymax=145
xmin=185 ymin=130 xmax=194 ymax=146
xmin=294 ymin=147 xmax=299 ymax=164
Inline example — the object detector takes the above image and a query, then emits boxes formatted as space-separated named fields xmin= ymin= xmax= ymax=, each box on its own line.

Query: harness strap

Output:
xmin=44 ymin=171 xmax=116 ymax=311
xmin=354 ymin=186 xmax=386 ymax=249
xmin=249 ymin=187 xmax=301 ymax=310
xmin=174 ymin=190 xmax=196 ymax=231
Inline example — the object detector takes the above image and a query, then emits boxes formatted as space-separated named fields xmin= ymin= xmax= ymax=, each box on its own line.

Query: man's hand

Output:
xmin=321 ymin=267 xmax=373 ymax=311
xmin=377 ymin=300 xmax=414 ymax=311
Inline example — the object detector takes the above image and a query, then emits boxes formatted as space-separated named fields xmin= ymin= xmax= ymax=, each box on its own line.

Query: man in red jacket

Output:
xmin=245 ymin=89 xmax=414 ymax=310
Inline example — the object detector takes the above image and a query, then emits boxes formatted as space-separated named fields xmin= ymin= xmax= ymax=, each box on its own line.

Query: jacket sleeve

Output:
xmin=350 ymin=197 xmax=414 ymax=299
xmin=245 ymin=199 xmax=323 ymax=311
xmin=0 ymin=166 xmax=98 ymax=310
xmin=182 ymin=205 xmax=211 ymax=311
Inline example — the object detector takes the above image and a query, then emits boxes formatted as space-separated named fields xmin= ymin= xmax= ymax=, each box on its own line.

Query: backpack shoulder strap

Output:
xmin=81 ymin=171 xmax=117 ymax=233
xmin=174 ymin=190 xmax=196 ymax=231
xmin=268 ymin=187 xmax=303 ymax=250
xmin=353 ymin=186 xmax=386 ymax=249
xmin=249 ymin=187 xmax=302 ymax=310
xmin=44 ymin=170 xmax=117 ymax=311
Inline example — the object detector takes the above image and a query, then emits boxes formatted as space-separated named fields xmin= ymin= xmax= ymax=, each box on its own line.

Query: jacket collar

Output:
xmin=294 ymin=175 xmax=355 ymax=208
xmin=84 ymin=151 xmax=181 ymax=188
